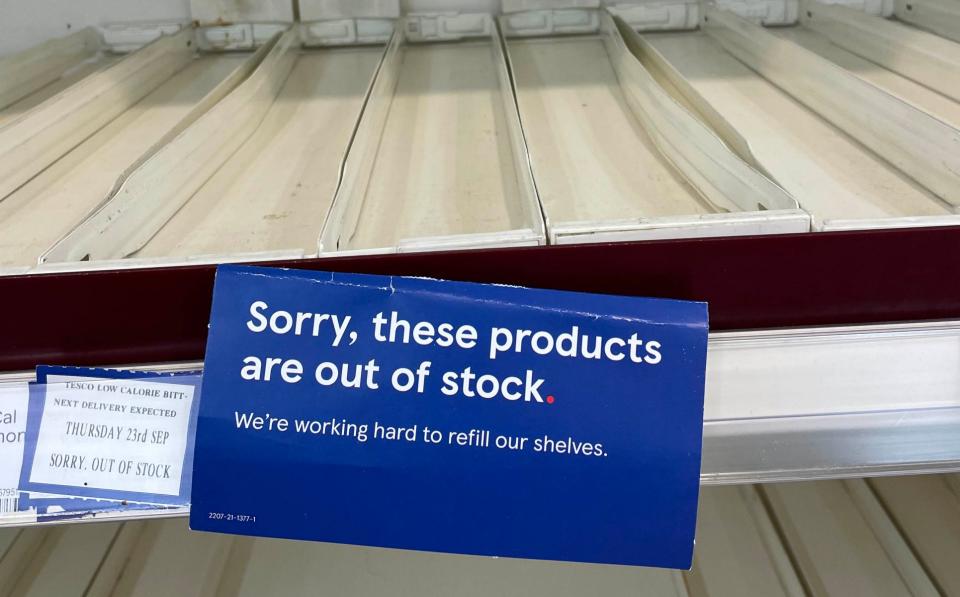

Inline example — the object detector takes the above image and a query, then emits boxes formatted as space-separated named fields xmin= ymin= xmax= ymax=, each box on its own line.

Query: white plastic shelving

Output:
xmin=1 ymin=319 xmax=958 ymax=526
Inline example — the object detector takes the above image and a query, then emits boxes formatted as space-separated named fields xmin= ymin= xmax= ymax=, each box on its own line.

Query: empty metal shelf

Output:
xmin=133 ymin=47 xmax=383 ymax=260
xmin=0 ymin=53 xmax=250 ymax=268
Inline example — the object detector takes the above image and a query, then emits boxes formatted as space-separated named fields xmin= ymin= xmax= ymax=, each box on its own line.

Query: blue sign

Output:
xmin=190 ymin=265 xmax=708 ymax=568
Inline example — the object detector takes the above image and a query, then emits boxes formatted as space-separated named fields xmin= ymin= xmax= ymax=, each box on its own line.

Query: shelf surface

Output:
xmin=0 ymin=54 xmax=119 ymax=128
xmin=763 ymin=480 xmax=934 ymax=596
xmin=135 ymin=48 xmax=382 ymax=259
xmin=0 ymin=54 xmax=246 ymax=268
xmin=772 ymin=27 xmax=960 ymax=129
xmin=342 ymin=41 xmax=528 ymax=250
xmin=507 ymin=35 xmax=711 ymax=223
xmin=0 ymin=20 xmax=958 ymax=269
xmin=644 ymin=31 xmax=952 ymax=221
xmin=1 ymin=476 xmax=958 ymax=596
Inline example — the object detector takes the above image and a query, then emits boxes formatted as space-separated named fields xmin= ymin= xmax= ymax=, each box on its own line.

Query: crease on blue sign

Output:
xmin=217 ymin=265 xmax=708 ymax=330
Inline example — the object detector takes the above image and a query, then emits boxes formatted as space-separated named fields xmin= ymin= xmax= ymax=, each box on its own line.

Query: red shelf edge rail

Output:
xmin=3 ymin=227 xmax=959 ymax=372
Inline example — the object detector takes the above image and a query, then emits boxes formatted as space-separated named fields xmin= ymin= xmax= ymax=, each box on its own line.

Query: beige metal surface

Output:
xmin=341 ymin=41 xmax=529 ymax=251
xmin=0 ymin=55 xmax=247 ymax=268
xmin=11 ymin=523 xmax=121 ymax=597
xmin=0 ymin=55 xmax=119 ymax=128
xmin=508 ymin=35 xmax=709 ymax=224
xmin=0 ymin=31 xmax=196 ymax=202
xmin=2 ymin=477 xmax=959 ymax=596
xmin=0 ymin=13 xmax=958 ymax=264
xmin=135 ymin=48 xmax=383 ymax=258
xmin=702 ymin=9 xmax=960 ymax=211
xmin=895 ymin=0 xmax=960 ymax=44
xmin=0 ymin=27 xmax=101 ymax=112
xmin=686 ymin=486 xmax=804 ymax=597
xmin=870 ymin=474 xmax=960 ymax=595
xmin=108 ymin=519 xmax=233 ymax=597
xmin=763 ymin=480 xmax=937 ymax=596
xmin=644 ymin=31 xmax=952 ymax=223
xmin=771 ymin=27 xmax=960 ymax=129
xmin=799 ymin=1 xmax=960 ymax=103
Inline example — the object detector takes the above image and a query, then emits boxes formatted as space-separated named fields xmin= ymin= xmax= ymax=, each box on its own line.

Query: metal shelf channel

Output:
xmin=1 ymin=319 xmax=958 ymax=526
xmin=703 ymin=320 xmax=960 ymax=484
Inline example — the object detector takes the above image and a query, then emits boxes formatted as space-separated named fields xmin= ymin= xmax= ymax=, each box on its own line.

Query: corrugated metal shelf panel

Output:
xmin=0 ymin=476 xmax=957 ymax=595
xmin=316 ymin=15 xmax=545 ymax=254
xmin=1 ymin=3 xmax=960 ymax=272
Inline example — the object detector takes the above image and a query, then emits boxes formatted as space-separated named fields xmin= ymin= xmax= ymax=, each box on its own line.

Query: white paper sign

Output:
xmin=26 ymin=378 xmax=196 ymax=502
